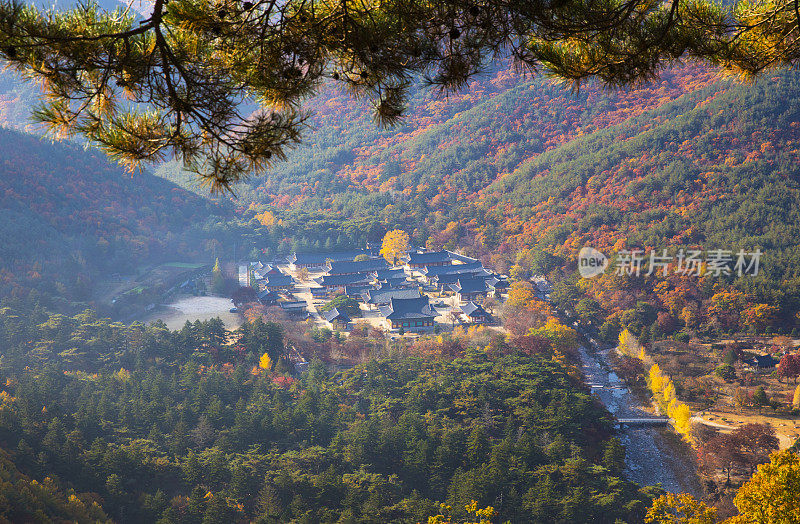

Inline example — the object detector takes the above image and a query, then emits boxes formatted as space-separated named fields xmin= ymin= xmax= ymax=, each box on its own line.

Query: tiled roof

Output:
xmin=446 ymin=251 xmax=479 ymax=264
xmin=746 ymin=354 xmax=779 ymax=368
xmin=257 ymin=290 xmax=279 ymax=303
xmin=407 ymin=250 xmax=453 ymax=265
xmin=253 ymin=264 xmax=280 ymax=279
xmin=287 ymin=250 xmax=372 ymax=265
xmin=449 ymin=277 xmax=489 ymax=294
xmin=314 ymin=273 xmax=373 ymax=287
xmin=485 ymin=276 xmax=509 ymax=289
xmin=344 ymin=284 xmax=374 ymax=297
xmin=322 ymin=307 xmax=350 ymax=323
xmin=279 ymin=300 xmax=307 ymax=310
xmin=378 ymin=296 xmax=436 ymax=320
xmin=381 ymin=276 xmax=411 ymax=287
xmin=372 ymin=268 xmax=407 ymax=280
xmin=420 ymin=261 xmax=484 ymax=276
xmin=363 ymin=287 xmax=421 ymax=305
xmin=325 ymin=258 xmax=388 ymax=275
xmin=262 ymin=273 xmax=294 ymax=287
xmin=461 ymin=301 xmax=489 ymax=318
xmin=433 ymin=272 xmax=479 ymax=285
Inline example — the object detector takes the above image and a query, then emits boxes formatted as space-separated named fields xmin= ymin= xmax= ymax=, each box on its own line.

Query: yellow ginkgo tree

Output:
xmin=259 ymin=352 xmax=272 ymax=372
xmin=380 ymin=230 xmax=409 ymax=266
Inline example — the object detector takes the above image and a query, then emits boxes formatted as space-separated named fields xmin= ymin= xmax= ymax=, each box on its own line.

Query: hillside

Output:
xmin=0 ymin=126 xmax=228 ymax=308
xmin=6 ymin=47 xmax=800 ymax=327
xmin=485 ymin=71 xmax=800 ymax=256
xmin=476 ymin=71 xmax=800 ymax=324
xmin=188 ymin=64 xmax=800 ymax=330
xmin=220 ymin=64 xmax=720 ymax=210
xmin=0 ymin=306 xmax=658 ymax=523
xmin=152 ymin=64 xmax=724 ymax=255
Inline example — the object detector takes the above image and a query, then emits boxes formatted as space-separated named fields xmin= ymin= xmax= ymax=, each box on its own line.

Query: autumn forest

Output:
xmin=2 ymin=3 xmax=800 ymax=520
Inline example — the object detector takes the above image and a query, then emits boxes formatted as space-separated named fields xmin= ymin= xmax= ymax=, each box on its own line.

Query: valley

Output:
xmin=577 ymin=344 xmax=702 ymax=496
xmin=2 ymin=5 xmax=800 ymax=518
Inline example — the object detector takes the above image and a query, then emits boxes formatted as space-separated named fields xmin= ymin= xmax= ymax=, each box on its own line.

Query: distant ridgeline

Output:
xmin=0 ymin=125 xmax=229 ymax=309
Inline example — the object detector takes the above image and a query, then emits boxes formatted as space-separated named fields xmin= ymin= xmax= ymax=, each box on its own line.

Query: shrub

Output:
xmin=714 ymin=364 xmax=736 ymax=382
xmin=674 ymin=331 xmax=691 ymax=343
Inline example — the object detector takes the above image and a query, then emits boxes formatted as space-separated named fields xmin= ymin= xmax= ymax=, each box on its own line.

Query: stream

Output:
xmin=578 ymin=345 xmax=702 ymax=495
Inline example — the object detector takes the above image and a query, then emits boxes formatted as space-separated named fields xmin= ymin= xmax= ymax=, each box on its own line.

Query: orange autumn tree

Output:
xmin=527 ymin=317 xmax=578 ymax=355
xmin=254 ymin=210 xmax=277 ymax=227
xmin=506 ymin=281 xmax=539 ymax=310
xmin=503 ymin=281 xmax=554 ymax=337
xmin=741 ymin=304 xmax=779 ymax=331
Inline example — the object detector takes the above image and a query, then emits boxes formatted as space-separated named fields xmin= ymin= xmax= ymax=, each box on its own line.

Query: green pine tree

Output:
xmin=1 ymin=0 xmax=798 ymax=188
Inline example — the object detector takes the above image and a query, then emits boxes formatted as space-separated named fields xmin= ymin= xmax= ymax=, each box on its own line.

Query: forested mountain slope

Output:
xmin=153 ymin=64 xmax=726 ymax=258
xmin=0 ymin=126 xmax=226 ymax=306
xmin=213 ymin=64 xmax=800 ymax=326
xmin=473 ymin=71 xmax=800 ymax=319
xmin=485 ymin=70 xmax=800 ymax=255
xmin=5 ymin=48 xmax=800 ymax=324
xmin=224 ymin=65 xmax=721 ymax=212
xmin=0 ymin=445 xmax=110 ymax=521
xmin=0 ymin=308 xmax=659 ymax=523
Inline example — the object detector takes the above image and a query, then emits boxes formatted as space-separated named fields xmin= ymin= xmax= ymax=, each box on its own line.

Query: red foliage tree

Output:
xmin=735 ymin=423 xmax=780 ymax=473
xmin=515 ymin=334 xmax=551 ymax=356
xmin=702 ymin=422 xmax=778 ymax=482
xmin=778 ymin=353 xmax=800 ymax=383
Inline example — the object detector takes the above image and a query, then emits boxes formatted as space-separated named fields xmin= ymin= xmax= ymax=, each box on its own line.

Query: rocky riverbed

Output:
xmin=578 ymin=345 xmax=702 ymax=495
